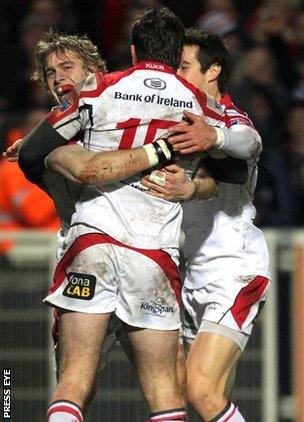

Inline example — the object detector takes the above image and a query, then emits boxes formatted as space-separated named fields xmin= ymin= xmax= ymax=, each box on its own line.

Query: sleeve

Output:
xmin=18 ymin=88 xmax=83 ymax=184
xmin=213 ymin=105 xmax=262 ymax=159
xmin=18 ymin=119 xmax=72 ymax=184
xmin=214 ymin=124 xmax=262 ymax=159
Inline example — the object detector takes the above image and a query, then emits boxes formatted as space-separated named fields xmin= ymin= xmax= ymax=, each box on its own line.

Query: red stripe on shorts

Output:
xmin=230 ymin=276 xmax=269 ymax=329
xmin=48 ymin=232 xmax=181 ymax=304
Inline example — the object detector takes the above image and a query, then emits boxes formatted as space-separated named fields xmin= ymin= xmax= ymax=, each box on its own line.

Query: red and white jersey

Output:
xmin=221 ymin=94 xmax=258 ymax=133
xmin=45 ymin=61 xmax=227 ymax=249
xmin=182 ymin=94 xmax=270 ymax=287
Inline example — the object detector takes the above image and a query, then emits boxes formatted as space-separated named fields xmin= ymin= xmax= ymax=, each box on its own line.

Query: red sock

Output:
xmin=47 ymin=400 xmax=83 ymax=421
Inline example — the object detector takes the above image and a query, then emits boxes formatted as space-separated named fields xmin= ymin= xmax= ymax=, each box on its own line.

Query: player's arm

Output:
xmin=18 ymin=119 xmax=73 ymax=183
xmin=18 ymin=80 xmax=88 ymax=183
xmin=140 ymin=164 xmax=218 ymax=202
xmin=167 ymin=110 xmax=262 ymax=159
xmin=45 ymin=140 xmax=174 ymax=186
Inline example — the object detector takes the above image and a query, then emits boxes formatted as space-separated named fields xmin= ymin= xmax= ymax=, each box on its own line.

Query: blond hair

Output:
xmin=32 ymin=29 xmax=106 ymax=91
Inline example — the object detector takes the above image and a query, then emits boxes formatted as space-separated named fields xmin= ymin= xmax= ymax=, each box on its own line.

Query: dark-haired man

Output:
xmin=142 ymin=29 xmax=270 ymax=421
xmin=17 ymin=10 xmax=229 ymax=422
xmin=4 ymin=27 xmax=211 ymax=421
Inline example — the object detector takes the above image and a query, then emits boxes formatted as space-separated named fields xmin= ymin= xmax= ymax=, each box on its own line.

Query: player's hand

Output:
xmin=141 ymin=164 xmax=195 ymax=202
xmin=167 ymin=110 xmax=217 ymax=155
xmin=2 ymin=138 xmax=23 ymax=162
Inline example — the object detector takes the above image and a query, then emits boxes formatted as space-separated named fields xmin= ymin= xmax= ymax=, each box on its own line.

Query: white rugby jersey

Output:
xmin=46 ymin=61 xmax=227 ymax=249
xmin=182 ymin=94 xmax=270 ymax=286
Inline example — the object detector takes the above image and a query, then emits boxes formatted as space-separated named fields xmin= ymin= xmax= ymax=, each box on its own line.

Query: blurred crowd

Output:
xmin=1 ymin=0 xmax=304 ymax=230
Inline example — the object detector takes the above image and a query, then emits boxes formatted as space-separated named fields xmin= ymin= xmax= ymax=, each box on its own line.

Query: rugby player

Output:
xmin=17 ymin=9 xmax=229 ymax=422
xmin=142 ymin=29 xmax=270 ymax=421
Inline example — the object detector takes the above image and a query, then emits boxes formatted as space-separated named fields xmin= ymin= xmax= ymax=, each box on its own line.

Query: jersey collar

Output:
xmin=220 ymin=93 xmax=232 ymax=106
xmin=134 ymin=61 xmax=175 ymax=74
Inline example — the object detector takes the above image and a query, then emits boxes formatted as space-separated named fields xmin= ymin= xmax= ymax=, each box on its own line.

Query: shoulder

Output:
xmin=221 ymin=94 xmax=257 ymax=129
xmin=79 ymin=68 xmax=140 ymax=98
xmin=221 ymin=94 xmax=248 ymax=117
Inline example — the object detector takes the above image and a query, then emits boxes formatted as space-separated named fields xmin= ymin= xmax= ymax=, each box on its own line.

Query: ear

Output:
xmin=131 ymin=45 xmax=137 ymax=65
xmin=208 ymin=63 xmax=221 ymax=83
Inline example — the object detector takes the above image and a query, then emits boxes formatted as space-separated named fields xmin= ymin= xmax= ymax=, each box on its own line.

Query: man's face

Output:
xmin=178 ymin=45 xmax=208 ymax=91
xmin=45 ymin=50 xmax=91 ymax=102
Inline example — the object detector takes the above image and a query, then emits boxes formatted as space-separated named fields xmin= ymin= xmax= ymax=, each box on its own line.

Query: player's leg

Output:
xmin=183 ymin=274 xmax=270 ymax=421
xmin=176 ymin=341 xmax=187 ymax=401
xmin=47 ymin=310 xmax=111 ymax=421
xmin=180 ymin=326 xmax=235 ymax=419
xmin=127 ymin=327 xmax=186 ymax=421
xmin=115 ymin=245 xmax=186 ymax=420
xmin=45 ymin=225 xmax=120 ymax=421
xmin=186 ymin=329 xmax=243 ymax=420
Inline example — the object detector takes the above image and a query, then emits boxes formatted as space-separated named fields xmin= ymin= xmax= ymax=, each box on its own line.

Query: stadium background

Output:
xmin=1 ymin=0 xmax=304 ymax=421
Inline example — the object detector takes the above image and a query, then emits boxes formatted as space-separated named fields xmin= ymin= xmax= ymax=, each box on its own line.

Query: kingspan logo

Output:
xmin=140 ymin=296 xmax=173 ymax=316
xmin=144 ymin=78 xmax=166 ymax=90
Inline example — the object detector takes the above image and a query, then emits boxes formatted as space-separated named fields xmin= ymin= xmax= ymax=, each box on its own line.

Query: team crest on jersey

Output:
xmin=140 ymin=296 xmax=173 ymax=317
xmin=214 ymin=100 xmax=222 ymax=111
xmin=59 ymin=98 xmax=71 ymax=111
xmin=206 ymin=96 xmax=223 ymax=113
xmin=144 ymin=78 xmax=166 ymax=90
xmin=230 ymin=116 xmax=250 ymax=126
xmin=62 ymin=272 xmax=96 ymax=300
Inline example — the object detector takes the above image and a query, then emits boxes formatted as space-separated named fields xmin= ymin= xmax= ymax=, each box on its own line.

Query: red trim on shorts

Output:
xmin=48 ymin=232 xmax=181 ymax=304
xmin=230 ymin=276 xmax=269 ymax=329
xmin=47 ymin=404 xmax=82 ymax=421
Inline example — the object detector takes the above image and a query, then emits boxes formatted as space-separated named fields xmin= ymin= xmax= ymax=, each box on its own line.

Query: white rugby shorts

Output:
xmin=44 ymin=224 xmax=182 ymax=330
xmin=182 ymin=274 xmax=270 ymax=351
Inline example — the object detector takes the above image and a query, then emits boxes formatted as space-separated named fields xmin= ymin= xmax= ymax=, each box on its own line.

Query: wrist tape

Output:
xmin=214 ymin=127 xmax=225 ymax=149
xmin=143 ymin=138 xmax=174 ymax=167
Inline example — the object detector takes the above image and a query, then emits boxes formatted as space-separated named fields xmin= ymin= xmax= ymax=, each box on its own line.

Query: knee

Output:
xmin=187 ymin=375 xmax=211 ymax=408
xmin=186 ymin=373 xmax=223 ymax=412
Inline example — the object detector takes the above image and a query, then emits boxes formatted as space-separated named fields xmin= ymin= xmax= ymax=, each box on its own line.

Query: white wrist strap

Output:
xmin=214 ymin=127 xmax=225 ymax=149
xmin=143 ymin=144 xmax=159 ymax=167
xmin=143 ymin=139 xmax=173 ymax=167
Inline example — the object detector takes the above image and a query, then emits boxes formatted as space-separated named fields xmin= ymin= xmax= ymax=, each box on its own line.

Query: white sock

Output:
xmin=210 ymin=402 xmax=245 ymax=421
xmin=47 ymin=401 xmax=83 ymax=422
xmin=148 ymin=407 xmax=187 ymax=421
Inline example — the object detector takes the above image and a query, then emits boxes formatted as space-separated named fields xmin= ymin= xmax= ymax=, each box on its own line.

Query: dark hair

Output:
xmin=33 ymin=29 xmax=106 ymax=91
xmin=131 ymin=7 xmax=185 ymax=70
xmin=185 ymin=28 xmax=229 ymax=93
